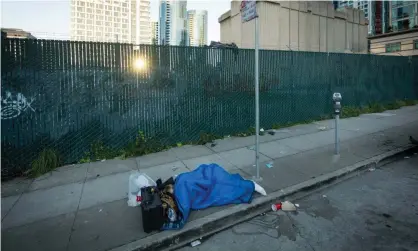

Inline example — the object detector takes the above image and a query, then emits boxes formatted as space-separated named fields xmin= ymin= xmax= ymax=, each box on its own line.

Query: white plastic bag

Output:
xmin=127 ymin=172 xmax=156 ymax=207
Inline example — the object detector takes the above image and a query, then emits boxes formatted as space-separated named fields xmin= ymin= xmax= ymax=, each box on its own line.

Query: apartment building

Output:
xmin=335 ymin=1 xmax=371 ymax=18
xmin=369 ymin=28 xmax=418 ymax=56
xmin=335 ymin=1 xmax=392 ymax=35
xmin=70 ymin=0 xmax=151 ymax=44
xmin=390 ymin=1 xmax=418 ymax=32
xmin=187 ymin=10 xmax=208 ymax=46
xmin=151 ymin=21 xmax=159 ymax=44
xmin=159 ymin=0 xmax=187 ymax=45
xmin=1 ymin=28 xmax=36 ymax=39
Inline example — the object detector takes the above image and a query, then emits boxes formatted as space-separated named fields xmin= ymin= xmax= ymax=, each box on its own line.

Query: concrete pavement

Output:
xmin=2 ymin=105 xmax=418 ymax=251
xmin=177 ymin=155 xmax=418 ymax=251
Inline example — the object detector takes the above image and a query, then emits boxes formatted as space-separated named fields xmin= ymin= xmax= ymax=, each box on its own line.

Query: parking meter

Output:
xmin=333 ymin=93 xmax=342 ymax=115
xmin=332 ymin=93 xmax=342 ymax=155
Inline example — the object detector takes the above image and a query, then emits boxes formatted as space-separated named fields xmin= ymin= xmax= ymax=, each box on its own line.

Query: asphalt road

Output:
xmin=178 ymin=154 xmax=418 ymax=251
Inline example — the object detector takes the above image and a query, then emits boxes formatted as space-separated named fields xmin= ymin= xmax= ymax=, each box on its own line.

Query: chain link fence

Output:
xmin=1 ymin=38 xmax=417 ymax=180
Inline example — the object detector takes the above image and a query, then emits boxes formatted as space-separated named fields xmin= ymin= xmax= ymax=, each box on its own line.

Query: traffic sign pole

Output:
xmin=241 ymin=0 xmax=261 ymax=180
xmin=254 ymin=16 xmax=260 ymax=180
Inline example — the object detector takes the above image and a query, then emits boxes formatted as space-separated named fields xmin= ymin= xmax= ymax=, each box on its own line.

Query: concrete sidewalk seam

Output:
xmin=65 ymin=169 xmax=88 ymax=251
xmin=1 ymin=177 xmax=36 ymax=222
xmin=1 ymin=193 xmax=23 ymax=223
xmin=109 ymin=145 xmax=417 ymax=251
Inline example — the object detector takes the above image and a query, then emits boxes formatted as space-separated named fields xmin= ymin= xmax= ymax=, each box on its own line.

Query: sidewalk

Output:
xmin=2 ymin=105 xmax=418 ymax=251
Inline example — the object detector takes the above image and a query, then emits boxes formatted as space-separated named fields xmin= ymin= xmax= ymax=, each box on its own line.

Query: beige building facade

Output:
xmin=1 ymin=28 xmax=36 ymax=39
xmin=218 ymin=1 xmax=368 ymax=53
xmin=151 ymin=21 xmax=159 ymax=44
xmin=70 ymin=0 xmax=151 ymax=44
xmin=187 ymin=10 xmax=208 ymax=46
xmin=369 ymin=28 xmax=418 ymax=56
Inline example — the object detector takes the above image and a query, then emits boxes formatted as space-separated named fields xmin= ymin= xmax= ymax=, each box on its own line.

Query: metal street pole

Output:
xmin=255 ymin=16 xmax=260 ymax=180
xmin=332 ymin=93 xmax=342 ymax=155
xmin=335 ymin=113 xmax=339 ymax=155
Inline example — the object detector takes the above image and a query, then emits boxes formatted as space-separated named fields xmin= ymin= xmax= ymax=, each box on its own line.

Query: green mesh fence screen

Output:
xmin=1 ymin=38 xmax=417 ymax=179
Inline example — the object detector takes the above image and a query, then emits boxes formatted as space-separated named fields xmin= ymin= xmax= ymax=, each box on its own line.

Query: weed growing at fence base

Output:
xmin=197 ymin=132 xmax=222 ymax=145
xmin=75 ymin=99 xmax=418 ymax=165
xmin=21 ymin=99 xmax=418 ymax=173
xmin=29 ymin=149 xmax=61 ymax=177
xmin=341 ymin=99 xmax=418 ymax=118
xmin=78 ymin=130 xmax=223 ymax=163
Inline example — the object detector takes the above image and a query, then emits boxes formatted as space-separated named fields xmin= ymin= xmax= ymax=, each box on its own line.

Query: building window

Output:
xmin=386 ymin=43 xmax=401 ymax=52
xmin=415 ymin=40 xmax=418 ymax=50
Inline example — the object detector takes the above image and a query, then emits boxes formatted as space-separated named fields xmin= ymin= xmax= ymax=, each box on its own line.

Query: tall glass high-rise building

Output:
xmin=159 ymin=0 xmax=187 ymax=45
xmin=333 ymin=0 xmax=394 ymax=35
xmin=187 ymin=10 xmax=208 ymax=46
xmin=151 ymin=21 xmax=159 ymax=45
xmin=390 ymin=1 xmax=418 ymax=31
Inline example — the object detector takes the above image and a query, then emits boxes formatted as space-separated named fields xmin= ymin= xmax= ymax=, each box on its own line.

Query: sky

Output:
xmin=0 ymin=0 xmax=231 ymax=42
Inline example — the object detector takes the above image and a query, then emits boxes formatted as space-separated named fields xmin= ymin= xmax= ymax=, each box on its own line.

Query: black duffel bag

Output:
xmin=140 ymin=186 xmax=165 ymax=233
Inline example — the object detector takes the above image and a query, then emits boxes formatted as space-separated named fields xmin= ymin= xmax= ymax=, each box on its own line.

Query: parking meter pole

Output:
xmin=335 ymin=113 xmax=339 ymax=155
xmin=332 ymin=93 xmax=342 ymax=156
xmin=255 ymin=16 xmax=260 ymax=180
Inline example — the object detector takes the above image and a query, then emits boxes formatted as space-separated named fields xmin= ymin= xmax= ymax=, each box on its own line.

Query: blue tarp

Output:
xmin=162 ymin=164 xmax=255 ymax=230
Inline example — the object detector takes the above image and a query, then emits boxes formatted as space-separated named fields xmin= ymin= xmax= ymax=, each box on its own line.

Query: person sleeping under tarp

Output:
xmin=156 ymin=163 xmax=267 ymax=230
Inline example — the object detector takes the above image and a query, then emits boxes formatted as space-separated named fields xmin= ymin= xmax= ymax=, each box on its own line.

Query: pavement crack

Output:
xmin=65 ymin=165 xmax=88 ymax=251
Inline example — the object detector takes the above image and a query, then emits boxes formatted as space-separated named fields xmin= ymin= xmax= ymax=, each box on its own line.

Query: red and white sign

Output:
xmin=241 ymin=0 xmax=257 ymax=23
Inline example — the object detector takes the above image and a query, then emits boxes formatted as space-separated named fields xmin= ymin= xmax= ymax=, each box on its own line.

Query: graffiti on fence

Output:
xmin=1 ymin=91 xmax=35 ymax=120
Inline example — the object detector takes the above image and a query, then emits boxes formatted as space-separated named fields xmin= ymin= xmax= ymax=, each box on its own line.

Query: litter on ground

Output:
xmin=190 ymin=240 xmax=201 ymax=247
xmin=272 ymin=201 xmax=298 ymax=212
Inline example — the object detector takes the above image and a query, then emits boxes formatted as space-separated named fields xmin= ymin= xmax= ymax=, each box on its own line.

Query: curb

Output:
xmin=110 ymin=145 xmax=417 ymax=251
